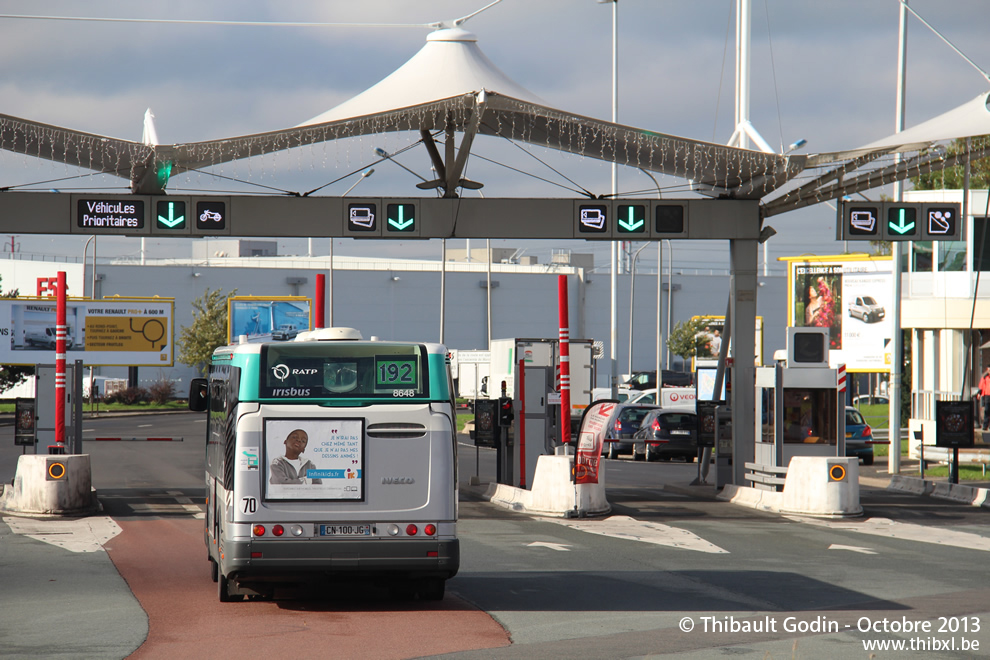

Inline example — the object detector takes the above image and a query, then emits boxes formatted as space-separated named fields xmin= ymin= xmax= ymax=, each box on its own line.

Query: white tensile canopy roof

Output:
xmin=0 ymin=26 xmax=988 ymax=209
xmin=298 ymin=28 xmax=547 ymax=123
xmin=764 ymin=91 xmax=990 ymax=216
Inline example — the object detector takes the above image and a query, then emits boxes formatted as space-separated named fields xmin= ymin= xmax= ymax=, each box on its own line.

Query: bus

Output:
xmin=188 ymin=327 xmax=459 ymax=602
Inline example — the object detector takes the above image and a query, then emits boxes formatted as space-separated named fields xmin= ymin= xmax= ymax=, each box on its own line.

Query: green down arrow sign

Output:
xmin=157 ymin=201 xmax=185 ymax=228
xmin=887 ymin=207 xmax=916 ymax=235
xmin=617 ymin=205 xmax=646 ymax=233
xmin=387 ymin=204 xmax=415 ymax=231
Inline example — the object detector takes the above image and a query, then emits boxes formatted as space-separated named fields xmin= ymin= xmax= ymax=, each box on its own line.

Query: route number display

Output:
xmin=375 ymin=357 xmax=418 ymax=389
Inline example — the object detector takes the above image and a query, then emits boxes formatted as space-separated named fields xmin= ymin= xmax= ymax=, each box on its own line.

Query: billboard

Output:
xmin=784 ymin=255 xmax=892 ymax=372
xmin=690 ymin=315 xmax=764 ymax=366
xmin=0 ymin=297 xmax=173 ymax=366
xmin=228 ymin=296 xmax=312 ymax=344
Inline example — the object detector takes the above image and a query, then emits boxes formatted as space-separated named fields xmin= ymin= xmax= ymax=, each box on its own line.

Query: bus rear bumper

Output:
xmin=222 ymin=538 xmax=460 ymax=584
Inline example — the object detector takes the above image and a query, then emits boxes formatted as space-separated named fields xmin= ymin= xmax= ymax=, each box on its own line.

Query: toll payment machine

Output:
xmin=487 ymin=337 xmax=596 ymax=489
xmin=753 ymin=328 xmax=847 ymax=487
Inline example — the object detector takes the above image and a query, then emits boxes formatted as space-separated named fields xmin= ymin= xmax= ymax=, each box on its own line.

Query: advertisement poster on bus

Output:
xmin=0 ymin=297 xmax=173 ymax=366
xmin=264 ymin=418 xmax=364 ymax=501
xmin=574 ymin=401 xmax=617 ymax=484
xmin=783 ymin=255 xmax=892 ymax=372
xmin=228 ymin=296 xmax=311 ymax=344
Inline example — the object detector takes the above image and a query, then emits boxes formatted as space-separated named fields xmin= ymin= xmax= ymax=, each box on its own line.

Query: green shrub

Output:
xmin=148 ymin=380 xmax=177 ymax=405
xmin=106 ymin=386 xmax=150 ymax=405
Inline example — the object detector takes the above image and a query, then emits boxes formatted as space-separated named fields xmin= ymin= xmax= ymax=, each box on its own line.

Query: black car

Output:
xmin=632 ymin=409 xmax=698 ymax=462
xmin=601 ymin=404 xmax=659 ymax=459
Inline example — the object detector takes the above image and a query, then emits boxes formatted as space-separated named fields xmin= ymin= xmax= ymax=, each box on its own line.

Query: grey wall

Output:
xmin=92 ymin=259 xmax=787 ymax=391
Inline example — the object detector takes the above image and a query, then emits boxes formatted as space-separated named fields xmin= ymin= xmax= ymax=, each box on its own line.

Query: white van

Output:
xmin=24 ymin=327 xmax=74 ymax=350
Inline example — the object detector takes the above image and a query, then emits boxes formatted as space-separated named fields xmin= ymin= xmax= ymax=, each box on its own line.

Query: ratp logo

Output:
xmin=272 ymin=364 xmax=290 ymax=382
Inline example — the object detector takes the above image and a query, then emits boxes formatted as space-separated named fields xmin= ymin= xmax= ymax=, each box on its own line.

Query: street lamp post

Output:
xmin=82 ymin=235 xmax=97 ymax=409
xmin=627 ymin=243 xmax=650 ymax=376
xmin=321 ymin=167 xmax=376 ymax=325
xmin=639 ymin=168 xmax=664 ymax=381
xmin=598 ymin=0 xmax=619 ymax=397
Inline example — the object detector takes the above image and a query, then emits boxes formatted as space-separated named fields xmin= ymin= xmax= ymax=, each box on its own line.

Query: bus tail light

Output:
xmin=424 ymin=524 xmax=437 ymax=536
xmin=272 ymin=525 xmax=285 ymax=537
xmin=253 ymin=525 xmax=266 ymax=536
xmin=406 ymin=524 xmax=419 ymax=536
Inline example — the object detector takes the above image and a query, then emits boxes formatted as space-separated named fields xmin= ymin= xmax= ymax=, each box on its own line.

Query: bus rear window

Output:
xmin=259 ymin=343 xmax=428 ymax=399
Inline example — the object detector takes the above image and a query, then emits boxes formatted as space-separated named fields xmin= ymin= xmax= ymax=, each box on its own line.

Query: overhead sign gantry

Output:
xmin=2 ymin=192 xmax=761 ymax=241
xmin=837 ymin=201 xmax=962 ymax=242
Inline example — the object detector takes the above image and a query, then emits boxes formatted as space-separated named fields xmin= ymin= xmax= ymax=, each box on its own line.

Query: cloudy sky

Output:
xmin=1 ymin=0 xmax=988 ymax=272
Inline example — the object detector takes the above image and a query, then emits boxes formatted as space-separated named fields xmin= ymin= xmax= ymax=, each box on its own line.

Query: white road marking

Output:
xmin=528 ymin=541 xmax=571 ymax=551
xmin=828 ymin=543 xmax=878 ymax=554
xmin=5 ymin=516 xmax=122 ymax=553
xmin=545 ymin=515 xmax=729 ymax=554
xmin=167 ymin=489 xmax=206 ymax=519
xmin=789 ymin=516 xmax=990 ymax=552
xmin=137 ymin=424 xmax=153 ymax=428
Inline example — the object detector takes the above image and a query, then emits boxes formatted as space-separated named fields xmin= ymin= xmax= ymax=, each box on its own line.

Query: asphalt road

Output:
xmin=2 ymin=412 xmax=989 ymax=659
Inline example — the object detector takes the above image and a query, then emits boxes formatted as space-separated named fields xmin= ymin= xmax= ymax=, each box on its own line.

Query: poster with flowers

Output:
xmin=794 ymin=266 xmax=843 ymax=350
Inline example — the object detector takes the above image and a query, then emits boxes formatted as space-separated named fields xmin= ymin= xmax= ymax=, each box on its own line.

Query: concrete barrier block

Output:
xmin=718 ymin=484 xmax=783 ymax=512
xmin=485 ymin=483 xmax=531 ymax=511
xmin=0 ymin=454 xmax=99 ymax=518
xmin=888 ymin=475 xmax=932 ymax=495
xmin=529 ymin=456 xmax=609 ymax=516
xmin=779 ymin=457 xmax=862 ymax=518
xmin=484 ymin=456 xmax=610 ymax=517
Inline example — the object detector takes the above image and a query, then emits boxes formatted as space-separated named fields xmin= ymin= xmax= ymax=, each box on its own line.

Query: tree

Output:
xmin=0 ymin=276 xmax=32 ymax=393
xmin=666 ymin=317 xmax=713 ymax=366
xmin=177 ymin=287 xmax=236 ymax=375
xmin=912 ymin=135 xmax=990 ymax=190
xmin=869 ymin=240 xmax=892 ymax=256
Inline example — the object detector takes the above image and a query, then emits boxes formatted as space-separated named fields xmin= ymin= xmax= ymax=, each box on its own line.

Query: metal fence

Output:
xmin=912 ymin=389 xmax=964 ymax=421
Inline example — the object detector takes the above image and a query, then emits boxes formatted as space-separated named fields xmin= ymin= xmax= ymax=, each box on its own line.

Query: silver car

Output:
xmin=601 ymin=404 xmax=659 ymax=460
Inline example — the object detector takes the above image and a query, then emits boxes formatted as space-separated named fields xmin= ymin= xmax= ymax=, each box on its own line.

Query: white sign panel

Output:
xmin=0 ymin=298 xmax=173 ymax=366
xmin=457 ymin=350 xmax=491 ymax=364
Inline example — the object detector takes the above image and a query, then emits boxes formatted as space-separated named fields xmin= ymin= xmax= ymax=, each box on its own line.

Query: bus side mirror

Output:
xmin=189 ymin=378 xmax=208 ymax=412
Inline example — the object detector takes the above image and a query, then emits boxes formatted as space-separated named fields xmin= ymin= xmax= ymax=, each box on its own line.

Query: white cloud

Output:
xmin=0 ymin=0 xmax=988 ymax=265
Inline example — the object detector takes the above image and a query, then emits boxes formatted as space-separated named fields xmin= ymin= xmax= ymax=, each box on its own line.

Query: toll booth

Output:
xmin=752 ymin=329 xmax=845 ymax=490
xmin=33 ymin=362 xmax=84 ymax=454
xmin=489 ymin=338 xmax=577 ymax=489
xmin=504 ymin=363 xmax=556 ymax=489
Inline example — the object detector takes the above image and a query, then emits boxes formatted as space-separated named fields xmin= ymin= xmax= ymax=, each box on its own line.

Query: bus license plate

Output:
xmin=320 ymin=524 xmax=373 ymax=537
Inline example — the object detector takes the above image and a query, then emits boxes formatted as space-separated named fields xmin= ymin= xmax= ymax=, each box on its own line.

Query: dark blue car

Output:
xmin=846 ymin=406 xmax=885 ymax=466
